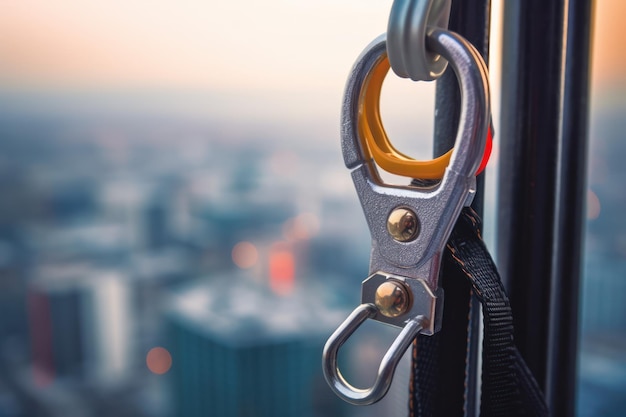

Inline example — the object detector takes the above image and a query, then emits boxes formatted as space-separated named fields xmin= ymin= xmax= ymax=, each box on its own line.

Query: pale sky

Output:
xmin=0 ymin=0 xmax=394 ymax=92
xmin=0 ymin=1 xmax=622 ymax=131
xmin=0 ymin=1 xmax=622 ymax=92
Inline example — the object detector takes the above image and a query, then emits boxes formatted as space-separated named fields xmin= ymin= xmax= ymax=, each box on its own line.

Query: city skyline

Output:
xmin=0 ymin=2 xmax=624 ymax=416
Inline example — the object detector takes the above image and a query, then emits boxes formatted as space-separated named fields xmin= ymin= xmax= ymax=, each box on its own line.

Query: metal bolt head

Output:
xmin=387 ymin=208 xmax=419 ymax=242
xmin=374 ymin=280 xmax=411 ymax=318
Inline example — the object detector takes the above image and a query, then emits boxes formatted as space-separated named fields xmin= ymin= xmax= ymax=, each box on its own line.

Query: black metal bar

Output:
xmin=498 ymin=0 xmax=565 ymax=390
xmin=432 ymin=1 xmax=490 ymax=416
xmin=546 ymin=1 xmax=594 ymax=415
xmin=433 ymin=0 xmax=491 ymax=217
xmin=498 ymin=1 xmax=592 ymax=414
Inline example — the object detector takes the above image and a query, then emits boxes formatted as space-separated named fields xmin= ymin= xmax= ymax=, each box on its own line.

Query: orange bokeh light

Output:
xmin=283 ymin=212 xmax=320 ymax=241
xmin=269 ymin=245 xmax=295 ymax=296
xmin=146 ymin=347 xmax=172 ymax=375
xmin=232 ymin=241 xmax=258 ymax=269
xmin=587 ymin=189 xmax=601 ymax=220
xmin=269 ymin=150 xmax=300 ymax=176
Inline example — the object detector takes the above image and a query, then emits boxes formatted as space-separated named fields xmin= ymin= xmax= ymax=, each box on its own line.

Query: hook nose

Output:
xmin=322 ymin=303 xmax=426 ymax=405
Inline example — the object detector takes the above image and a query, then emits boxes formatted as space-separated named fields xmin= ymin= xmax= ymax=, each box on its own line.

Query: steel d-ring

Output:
xmin=322 ymin=303 xmax=426 ymax=405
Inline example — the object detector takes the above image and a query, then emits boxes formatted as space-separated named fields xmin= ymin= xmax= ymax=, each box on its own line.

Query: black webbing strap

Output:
xmin=409 ymin=207 xmax=549 ymax=417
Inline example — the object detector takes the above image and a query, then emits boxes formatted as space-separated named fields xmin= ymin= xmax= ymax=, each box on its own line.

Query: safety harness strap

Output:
xmin=410 ymin=208 xmax=549 ymax=417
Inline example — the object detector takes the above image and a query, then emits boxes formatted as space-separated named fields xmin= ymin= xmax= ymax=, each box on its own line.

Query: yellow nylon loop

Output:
xmin=358 ymin=55 xmax=452 ymax=179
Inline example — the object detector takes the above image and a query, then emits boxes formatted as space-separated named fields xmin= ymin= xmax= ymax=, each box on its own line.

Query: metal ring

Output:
xmin=322 ymin=303 xmax=426 ymax=405
xmin=387 ymin=0 xmax=452 ymax=81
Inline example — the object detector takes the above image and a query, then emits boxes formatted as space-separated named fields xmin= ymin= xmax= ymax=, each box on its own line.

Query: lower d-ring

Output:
xmin=322 ymin=303 xmax=426 ymax=405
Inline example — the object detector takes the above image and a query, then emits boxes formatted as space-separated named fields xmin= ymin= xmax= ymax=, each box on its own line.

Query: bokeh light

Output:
xmin=146 ymin=347 xmax=172 ymax=375
xmin=232 ymin=241 xmax=258 ymax=269
xmin=269 ymin=150 xmax=300 ymax=177
xmin=269 ymin=243 xmax=295 ymax=296
xmin=283 ymin=212 xmax=320 ymax=241
xmin=587 ymin=188 xmax=601 ymax=220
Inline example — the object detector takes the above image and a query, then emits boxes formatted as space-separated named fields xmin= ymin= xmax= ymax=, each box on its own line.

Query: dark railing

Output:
xmin=431 ymin=1 xmax=593 ymax=416
xmin=498 ymin=1 xmax=593 ymax=416
xmin=432 ymin=1 xmax=490 ymax=416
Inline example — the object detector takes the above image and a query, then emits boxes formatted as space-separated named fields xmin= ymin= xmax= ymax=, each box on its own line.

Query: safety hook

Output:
xmin=325 ymin=27 xmax=489 ymax=405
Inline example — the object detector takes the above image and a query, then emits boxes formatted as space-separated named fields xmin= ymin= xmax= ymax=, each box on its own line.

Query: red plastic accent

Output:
xmin=476 ymin=125 xmax=493 ymax=175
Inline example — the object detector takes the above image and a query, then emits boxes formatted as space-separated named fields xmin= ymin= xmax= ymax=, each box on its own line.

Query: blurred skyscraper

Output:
xmin=28 ymin=265 xmax=133 ymax=385
xmin=163 ymin=275 xmax=349 ymax=417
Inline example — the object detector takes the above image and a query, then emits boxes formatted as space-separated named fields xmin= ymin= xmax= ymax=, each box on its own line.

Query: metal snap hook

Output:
xmin=326 ymin=27 xmax=489 ymax=406
xmin=387 ymin=0 xmax=452 ymax=81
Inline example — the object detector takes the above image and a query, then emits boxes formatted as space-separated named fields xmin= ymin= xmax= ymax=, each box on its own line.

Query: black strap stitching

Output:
xmin=410 ymin=208 xmax=549 ymax=417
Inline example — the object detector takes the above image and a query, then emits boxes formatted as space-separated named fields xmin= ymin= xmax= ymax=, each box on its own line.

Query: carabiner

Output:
xmin=324 ymin=28 xmax=490 ymax=405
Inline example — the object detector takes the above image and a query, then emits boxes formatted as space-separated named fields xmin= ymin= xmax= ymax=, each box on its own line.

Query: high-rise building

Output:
xmin=162 ymin=274 xmax=349 ymax=417
xmin=582 ymin=255 xmax=626 ymax=332
xmin=27 ymin=264 xmax=134 ymax=385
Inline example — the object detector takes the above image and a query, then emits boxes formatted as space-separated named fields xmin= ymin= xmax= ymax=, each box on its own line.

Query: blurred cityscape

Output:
xmin=0 ymin=88 xmax=624 ymax=417
xmin=577 ymin=98 xmax=626 ymax=417
xmin=0 ymin=99 xmax=419 ymax=417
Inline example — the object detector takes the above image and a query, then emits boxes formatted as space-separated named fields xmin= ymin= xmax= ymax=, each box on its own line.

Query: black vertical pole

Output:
xmin=498 ymin=1 xmax=592 ymax=415
xmin=434 ymin=0 xmax=491 ymax=166
xmin=547 ymin=0 xmax=594 ymax=416
xmin=498 ymin=0 xmax=565 ymax=389
xmin=432 ymin=1 xmax=490 ymax=416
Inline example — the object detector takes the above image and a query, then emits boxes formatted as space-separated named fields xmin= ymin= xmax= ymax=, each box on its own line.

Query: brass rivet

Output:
xmin=374 ymin=280 xmax=411 ymax=318
xmin=387 ymin=208 xmax=419 ymax=242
